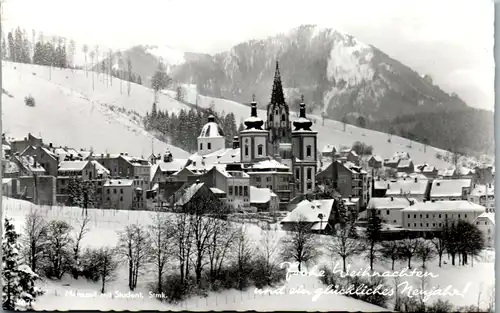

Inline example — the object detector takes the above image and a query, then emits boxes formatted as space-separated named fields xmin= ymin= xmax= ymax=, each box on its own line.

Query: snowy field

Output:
xmin=195 ymin=94 xmax=455 ymax=169
xmin=2 ymin=61 xmax=191 ymax=158
xmin=3 ymin=197 xmax=494 ymax=311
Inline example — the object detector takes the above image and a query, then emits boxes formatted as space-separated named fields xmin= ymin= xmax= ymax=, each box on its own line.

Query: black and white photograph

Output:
xmin=0 ymin=0 xmax=495 ymax=311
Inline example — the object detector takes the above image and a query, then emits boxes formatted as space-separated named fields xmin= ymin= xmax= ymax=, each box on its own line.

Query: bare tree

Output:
xmin=72 ymin=214 xmax=91 ymax=278
xmin=127 ymin=58 xmax=132 ymax=96
xmin=89 ymin=51 xmax=95 ymax=90
xmin=233 ymin=224 xmax=255 ymax=290
xmin=117 ymin=224 xmax=150 ymax=291
xmin=22 ymin=210 xmax=48 ymax=273
xmin=326 ymin=223 xmax=362 ymax=272
xmin=256 ymin=230 xmax=282 ymax=286
xmin=430 ymin=233 xmax=446 ymax=267
xmin=117 ymin=51 xmax=123 ymax=94
xmin=280 ymin=215 xmax=319 ymax=271
xmin=207 ymin=218 xmax=235 ymax=285
xmin=380 ymin=240 xmax=402 ymax=270
xmin=399 ymin=236 xmax=421 ymax=269
xmin=82 ymin=44 xmax=88 ymax=77
xmin=108 ymin=49 xmax=113 ymax=86
xmin=416 ymin=239 xmax=436 ymax=269
xmin=44 ymin=220 xmax=74 ymax=279
xmin=148 ymin=212 xmax=174 ymax=293
xmin=172 ymin=212 xmax=192 ymax=285
xmin=94 ymin=247 xmax=119 ymax=293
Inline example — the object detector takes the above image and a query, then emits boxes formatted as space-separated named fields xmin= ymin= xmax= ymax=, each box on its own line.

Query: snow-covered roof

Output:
xmin=58 ymin=161 xmax=88 ymax=172
xmin=474 ymin=212 xmax=495 ymax=225
xmin=188 ymin=148 xmax=240 ymax=171
xmin=249 ymin=159 xmax=289 ymax=170
xmin=385 ymin=178 xmax=428 ymax=196
xmin=342 ymin=197 xmax=359 ymax=206
xmin=281 ymin=199 xmax=335 ymax=224
xmin=174 ymin=182 xmax=205 ymax=206
xmin=158 ymin=159 xmax=188 ymax=172
xmin=343 ymin=161 xmax=367 ymax=174
xmin=250 ymin=186 xmax=277 ymax=204
xmin=397 ymin=158 xmax=413 ymax=168
xmin=91 ymin=160 xmax=110 ymax=175
xmin=322 ymin=145 xmax=336 ymax=153
xmin=370 ymin=155 xmax=383 ymax=162
xmin=2 ymin=144 xmax=10 ymax=151
xmin=16 ymin=155 xmax=46 ymax=173
xmin=393 ymin=151 xmax=410 ymax=159
xmin=198 ymin=120 xmax=225 ymax=138
xmin=4 ymin=161 xmax=19 ymax=174
xmin=470 ymin=184 xmax=495 ymax=197
xmin=402 ymin=200 xmax=485 ymax=213
xmin=430 ymin=179 xmax=471 ymax=198
xmin=210 ymin=187 xmax=225 ymax=194
xmin=2 ymin=178 xmax=12 ymax=184
xmin=104 ymin=179 xmax=134 ymax=187
xmin=367 ymin=197 xmax=414 ymax=210
xmin=374 ymin=180 xmax=389 ymax=190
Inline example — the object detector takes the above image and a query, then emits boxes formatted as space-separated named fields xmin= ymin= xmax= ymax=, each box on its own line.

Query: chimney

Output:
xmin=390 ymin=196 xmax=394 ymax=201
xmin=120 ymin=153 xmax=123 ymax=156
xmin=49 ymin=143 xmax=53 ymax=148
xmin=387 ymin=183 xmax=390 ymax=189
xmin=414 ymin=177 xmax=418 ymax=183
xmin=431 ymin=199 xmax=435 ymax=202
xmin=106 ymin=153 xmax=110 ymax=158
xmin=348 ymin=196 xmax=352 ymax=201
xmin=232 ymin=136 xmax=240 ymax=149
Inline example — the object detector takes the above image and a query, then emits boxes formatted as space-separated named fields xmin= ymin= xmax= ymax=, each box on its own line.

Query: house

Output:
xmin=21 ymin=146 xmax=59 ymax=176
xmin=186 ymin=148 xmax=241 ymax=174
xmin=473 ymin=213 xmax=495 ymax=248
xmin=372 ymin=179 xmax=388 ymax=198
xmin=338 ymin=149 xmax=359 ymax=165
xmin=342 ymin=197 xmax=360 ymax=218
xmin=368 ymin=155 xmax=383 ymax=169
xmin=316 ymin=160 xmax=369 ymax=207
xmin=168 ymin=180 xmax=226 ymax=213
xmin=9 ymin=133 xmax=43 ymax=154
xmin=280 ymin=199 xmax=336 ymax=233
xmin=18 ymin=175 xmax=57 ymax=205
xmin=2 ymin=178 xmax=18 ymax=197
xmin=402 ymin=200 xmax=485 ymax=232
xmin=102 ymin=179 xmax=143 ymax=210
xmin=384 ymin=151 xmax=410 ymax=169
xmin=191 ymin=164 xmax=251 ymax=211
xmin=416 ymin=164 xmax=438 ymax=179
xmin=321 ymin=145 xmax=336 ymax=160
xmin=385 ymin=177 xmax=429 ymax=202
xmin=429 ymin=179 xmax=472 ymax=201
xmin=397 ymin=159 xmax=414 ymax=173
xmin=243 ymin=159 xmax=293 ymax=207
xmin=151 ymin=156 xmax=188 ymax=185
xmin=11 ymin=155 xmax=47 ymax=177
xmin=468 ymin=184 xmax=495 ymax=213
xmin=250 ymin=186 xmax=279 ymax=213
xmin=367 ymin=197 xmax=414 ymax=226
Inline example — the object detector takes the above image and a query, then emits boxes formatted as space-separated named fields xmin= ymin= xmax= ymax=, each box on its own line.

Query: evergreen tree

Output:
xmin=1 ymin=34 xmax=6 ymax=59
xmin=223 ymin=113 xmax=237 ymax=147
xmin=238 ymin=122 xmax=245 ymax=132
xmin=3 ymin=218 xmax=40 ymax=310
xmin=364 ymin=209 xmax=382 ymax=271
xmin=151 ymin=62 xmax=171 ymax=102
xmin=7 ymin=31 xmax=15 ymax=61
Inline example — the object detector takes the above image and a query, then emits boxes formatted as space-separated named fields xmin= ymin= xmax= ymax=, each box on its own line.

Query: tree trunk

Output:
xmin=391 ymin=258 xmax=395 ymax=271
xmin=298 ymin=262 xmax=302 ymax=271
xmin=407 ymin=256 xmax=412 ymax=269
xmin=342 ymin=256 xmax=347 ymax=273
xmin=158 ymin=264 xmax=163 ymax=293
xmin=451 ymin=253 xmax=456 ymax=266
xmin=438 ymin=253 xmax=442 ymax=267
xmin=128 ymin=260 xmax=133 ymax=290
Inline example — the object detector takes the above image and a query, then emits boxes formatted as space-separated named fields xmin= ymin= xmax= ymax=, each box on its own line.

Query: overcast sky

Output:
xmin=2 ymin=0 xmax=494 ymax=111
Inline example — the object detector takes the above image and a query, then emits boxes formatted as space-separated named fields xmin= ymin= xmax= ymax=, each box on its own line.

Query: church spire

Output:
xmin=270 ymin=61 xmax=286 ymax=105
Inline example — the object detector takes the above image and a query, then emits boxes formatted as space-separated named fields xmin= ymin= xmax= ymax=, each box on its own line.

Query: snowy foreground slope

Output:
xmin=3 ymin=197 xmax=494 ymax=311
xmin=2 ymin=61 xmax=191 ymax=158
xmin=195 ymin=94 xmax=453 ymax=169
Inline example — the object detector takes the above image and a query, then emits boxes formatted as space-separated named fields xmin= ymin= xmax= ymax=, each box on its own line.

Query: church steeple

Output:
xmin=270 ymin=61 xmax=286 ymax=106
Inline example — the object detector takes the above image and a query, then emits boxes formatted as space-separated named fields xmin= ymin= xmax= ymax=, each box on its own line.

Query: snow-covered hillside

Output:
xmin=195 ymin=94 xmax=453 ymax=169
xmin=2 ymin=61 xmax=191 ymax=158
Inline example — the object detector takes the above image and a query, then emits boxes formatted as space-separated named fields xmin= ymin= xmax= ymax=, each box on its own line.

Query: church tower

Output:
xmin=239 ymin=95 xmax=269 ymax=164
xmin=266 ymin=61 xmax=291 ymax=157
xmin=197 ymin=115 xmax=226 ymax=156
xmin=291 ymin=95 xmax=318 ymax=197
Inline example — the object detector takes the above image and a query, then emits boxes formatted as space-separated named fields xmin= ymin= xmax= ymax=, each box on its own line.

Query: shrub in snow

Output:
xmin=24 ymin=95 xmax=35 ymax=107
xmin=2 ymin=218 xmax=42 ymax=311
xmin=42 ymin=220 xmax=74 ymax=279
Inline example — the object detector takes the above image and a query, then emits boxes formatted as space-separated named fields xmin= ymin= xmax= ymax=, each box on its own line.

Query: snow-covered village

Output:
xmin=0 ymin=0 xmax=495 ymax=311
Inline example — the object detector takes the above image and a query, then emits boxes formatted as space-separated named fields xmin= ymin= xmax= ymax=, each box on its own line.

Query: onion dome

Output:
xmin=293 ymin=95 xmax=313 ymax=131
xmin=199 ymin=115 xmax=225 ymax=137
xmin=244 ymin=94 xmax=264 ymax=130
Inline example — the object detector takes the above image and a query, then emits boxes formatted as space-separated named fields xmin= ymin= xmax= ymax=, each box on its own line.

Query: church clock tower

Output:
xmin=266 ymin=61 xmax=291 ymax=157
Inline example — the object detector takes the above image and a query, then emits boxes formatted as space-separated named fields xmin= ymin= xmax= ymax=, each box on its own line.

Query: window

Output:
xmin=439 ymin=223 xmax=442 ymax=227
xmin=228 ymin=186 xmax=233 ymax=196
xmin=306 ymin=145 xmax=312 ymax=157
xmin=244 ymin=186 xmax=248 ymax=197
xmin=414 ymin=214 xmax=416 ymax=218
xmin=113 ymin=189 xmax=117 ymax=194
xmin=245 ymin=145 xmax=249 ymax=156
xmin=239 ymin=186 xmax=243 ymax=196
xmin=256 ymin=177 xmax=261 ymax=182
xmin=281 ymin=114 xmax=286 ymax=121
xmin=120 ymin=196 xmax=123 ymax=201
xmin=267 ymin=177 xmax=271 ymax=182
xmin=208 ymin=142 xmax=211 ymax=150
xmin=445 ymin=214 xmax=448 ymax=218
xmin=420 ymin=223 xmax=422 ymax=227
xmin=408 ymin=224 xmax=410 ymax=227
xmin=426 ymin=214 xmax=429 ymax=218
xmin=387 ymin=210 xmax=390 ymax=215
xmin=439 ymin=214 xmax=441 ymax=218
xmin=107 ymin=189 xmax=110 ymax=194
xmin=433 ymin=223 xmax=435 ymax=227
xmin=257 ymin=144 xmax=263 ymax=155
xmin=426 ymin=223 xmax=429 ymax=227
xmin=267 ymin=185 xmax=272 ymax=189
xmin=296 ymin=168 xmax=300 ymax=179
xmin=408 ymin=214 xmax=410 ymax=218
xmin=200 ymin=143 xmax=203 ymax=150
xmin=307 ymin=182 xmax=312 ymax=190
xmin=464 ymin=214 xmax=467 ymax=218
xmin=420 ymin=214 xmax=422 ymax=218
xmin=120 ymin=189 xmax=123 ymax=194
xmin=307 ymin=168 xmax=312 ymax=180
xmin=414 ymin=223 xmax=416 ymax=227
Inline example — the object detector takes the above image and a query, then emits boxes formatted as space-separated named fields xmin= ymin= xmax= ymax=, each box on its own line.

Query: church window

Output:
xmin=258 ymin=144 xmax=263 ymax=155
xmin=306 ymin=145 xmax=312 ymax=157
xmin=244 ymin=145 xmax=249 ymax=156
xmin=282 ymin=130 xmax=286 ymax=137
xmin=295 ymin=168 xmax=300 ymax=179
xmin=208 ymin=142 xmax=211 ymax=150
xmin=269 ymin=115 xmax=273 ymax=122
xmin=281 ymin=114 xmax=286 ymax=121
xmin=307 ymin=168 xmax=312 ymax=180
xmin=200 ymin=143 xmax=203 ymax=150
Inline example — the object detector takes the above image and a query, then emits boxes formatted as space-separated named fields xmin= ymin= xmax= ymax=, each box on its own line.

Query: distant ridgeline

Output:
xmin=143 ymin=103 xmax=239 ymax=154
